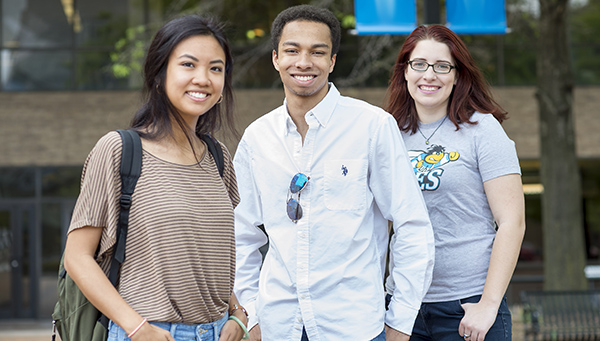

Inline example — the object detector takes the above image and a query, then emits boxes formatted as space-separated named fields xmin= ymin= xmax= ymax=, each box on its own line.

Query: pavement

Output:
xmin=0 ymin=319 xmax=56 ymax=341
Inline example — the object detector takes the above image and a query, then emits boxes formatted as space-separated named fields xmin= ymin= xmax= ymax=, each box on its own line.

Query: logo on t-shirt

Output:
xmin=409 ymin=144 xmax=460 ymax=191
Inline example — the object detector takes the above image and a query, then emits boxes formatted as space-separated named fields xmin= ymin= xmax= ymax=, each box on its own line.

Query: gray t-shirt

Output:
xmin=387 ymin=112 xmax=521 ymax=302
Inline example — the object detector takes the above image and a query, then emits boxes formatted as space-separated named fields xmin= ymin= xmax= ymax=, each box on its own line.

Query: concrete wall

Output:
xmin=1 ymin=86 xmax=599 ymax=166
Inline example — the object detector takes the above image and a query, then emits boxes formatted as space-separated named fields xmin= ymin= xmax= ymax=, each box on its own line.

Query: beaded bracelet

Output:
xmin=228 ymin=315 xmax=249 ymax=340
xmin=127 ymin=318 xmax=147 ymax=338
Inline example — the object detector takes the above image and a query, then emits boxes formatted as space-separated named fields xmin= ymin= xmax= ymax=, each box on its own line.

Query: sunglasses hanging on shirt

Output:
xmin=286 ymin=173 xmax=309 ymax=223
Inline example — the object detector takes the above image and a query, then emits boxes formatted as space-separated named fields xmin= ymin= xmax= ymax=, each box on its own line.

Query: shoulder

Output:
xmin=465 ymin=112 xmax=516 ymax=152
xmin=92 ymin=131 xmax=123 ymax=154
xmin=338 ymin=96 xmax=399 ymax=138
xmin=216 ymin=140 xmax=233 ymax=162
xmin=84 ymin=131 xmax=124 ymax=167
xmin=338 ymin=95 xmax=390 ymax=118
xmin=239 ymin=105 xmax=286 ymax=146
xmin=245 ymin=105 xmax=285 ymax=131
xmin=463 ymin=112 xmax=504 ymax=132
xmin=79 ymin=131 xmax=123 ymax=190
xmin=469 ymin=111 xmax=499 ymax=125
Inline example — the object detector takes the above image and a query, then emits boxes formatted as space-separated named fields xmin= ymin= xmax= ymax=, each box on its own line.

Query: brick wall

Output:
xmin=1 ymin=86 xmax=598 ymax=166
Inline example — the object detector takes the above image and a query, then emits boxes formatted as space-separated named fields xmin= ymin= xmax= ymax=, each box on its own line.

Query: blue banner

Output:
xmin=445 ymin=0 xmax=508 ymax=34
xmin=354 ymin=0 xmax=416 ymax=35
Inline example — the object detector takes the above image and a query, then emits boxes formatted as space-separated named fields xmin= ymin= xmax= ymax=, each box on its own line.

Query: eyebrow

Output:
xmin=412 ymin=57 xmax=452 ymax=63
xmin=177 ymin=54 xmax=225 ymax=65
xmin=282 ymin=41 xmax=331 ymax=50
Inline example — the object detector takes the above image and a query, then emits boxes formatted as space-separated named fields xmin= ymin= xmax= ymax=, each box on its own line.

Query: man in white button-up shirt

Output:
xmin=233 ymin=5 xmax=434 ymax=341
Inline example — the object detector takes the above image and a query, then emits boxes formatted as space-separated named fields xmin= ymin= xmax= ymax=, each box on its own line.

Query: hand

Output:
xmin=459 ymin=301 xmax=498 ymax=341
xmin=131 ymin=322 xmax=175 ymax=341
xmin=248 ymin=324 xmax=261 ymax=341
xmin=219 ymin=319 xmax=246 ymax=341
xmin=385 ymin=324 xmax=409 ymax=341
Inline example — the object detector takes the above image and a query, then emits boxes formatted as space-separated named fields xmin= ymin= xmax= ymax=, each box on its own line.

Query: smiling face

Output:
xmin=165 ymin=34 xmax=226 ymax=126
xmin=272 ymin=20 xmax=336 ymax=105
xmin=405 ymin=39 xmax=457 ymax=122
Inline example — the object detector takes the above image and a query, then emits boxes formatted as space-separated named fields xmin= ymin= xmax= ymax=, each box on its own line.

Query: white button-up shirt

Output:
xmin=233 ymin=84 xmax=434 ymax=340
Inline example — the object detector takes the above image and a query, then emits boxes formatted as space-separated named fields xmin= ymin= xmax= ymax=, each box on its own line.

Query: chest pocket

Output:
xmin=324 ymin=159 xmax=367 ymax=210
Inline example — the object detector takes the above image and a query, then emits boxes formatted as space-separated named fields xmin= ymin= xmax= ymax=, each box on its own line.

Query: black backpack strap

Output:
xmin=114 ymin=129 xmax=142 ymax=265
xmin=200 ymin=134 xmax=224 ymax=177
xmin=99 ymin=129 xmax=142 ymax=328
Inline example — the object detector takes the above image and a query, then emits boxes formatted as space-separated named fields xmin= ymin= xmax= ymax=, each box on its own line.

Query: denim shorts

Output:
xmin=409 ymin=295 xmax=512 ymax=341
xmin=107 ymin=313 xmax=228 ymax=341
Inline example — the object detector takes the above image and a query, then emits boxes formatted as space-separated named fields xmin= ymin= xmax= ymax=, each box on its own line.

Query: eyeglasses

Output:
xmin=286 ymin=173 xmax=309 ymax=223
xmin=407 ymin=60 xmax=456 ymax=74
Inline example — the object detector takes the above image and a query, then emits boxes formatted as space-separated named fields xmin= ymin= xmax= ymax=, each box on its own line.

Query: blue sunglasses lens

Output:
xmin=290 ymin=173 xmax=309 ymax=193
xmin=287 ymin=198 xmax=303 ymax=222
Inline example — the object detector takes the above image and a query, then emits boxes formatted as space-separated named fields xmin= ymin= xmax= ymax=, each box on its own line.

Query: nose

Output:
xmin=295 ymin=52 xmax=313 ymax=69
xmin=422 ymin=66 xmax=437 ymax=80
xmin=192 ymin=69 xmax=211 ymax=86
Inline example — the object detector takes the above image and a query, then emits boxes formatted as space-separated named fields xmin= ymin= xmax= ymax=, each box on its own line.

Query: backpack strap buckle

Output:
xmin=120 ymin=194 xmax=132 ymax=210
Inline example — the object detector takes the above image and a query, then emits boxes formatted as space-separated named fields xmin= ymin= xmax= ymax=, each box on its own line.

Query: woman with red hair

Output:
xmin=385 ymin=25 xmax=525 ymax=341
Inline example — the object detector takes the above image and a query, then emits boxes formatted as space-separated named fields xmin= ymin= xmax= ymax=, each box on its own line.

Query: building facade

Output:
xmin=1 ymin=0 xmax=599 ymax=320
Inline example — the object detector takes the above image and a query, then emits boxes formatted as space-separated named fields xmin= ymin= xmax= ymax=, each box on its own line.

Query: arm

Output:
xmin=370 ymin=116 xmax=435 ymax=337
xmin=233 ymin=139 xmax=268 ymax=334
xmin=63 ymin=227 xmax=174 ymax=340
xmin=459 ymin=174 xmax=525 ymax=341
xmin=219 ymin=292 xmax=249 ymax=341
xmin=385 ymin=324 xmax=410 ymax=341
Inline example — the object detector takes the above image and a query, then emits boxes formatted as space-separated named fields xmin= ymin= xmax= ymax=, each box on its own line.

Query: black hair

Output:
xmin=271 ymin=5 xmax=341 ymax=56
xmin=131 ymin=14 xmax=236 ymax=142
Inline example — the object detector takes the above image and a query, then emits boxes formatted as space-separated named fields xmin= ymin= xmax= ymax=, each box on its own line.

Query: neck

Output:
xmin=140 ymin=119 xmax=205 ymax=165
xmin=416 ymin=106 xmax=447 ymax=124
xmin=169 ymin=118 xmax=200 ymax=147
xmin=284 ymin=86 xmax=329 ymax=140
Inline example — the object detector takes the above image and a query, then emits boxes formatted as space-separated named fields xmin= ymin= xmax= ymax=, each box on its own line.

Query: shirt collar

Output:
xmin=282 ymin=83 xmax=340 ymax=135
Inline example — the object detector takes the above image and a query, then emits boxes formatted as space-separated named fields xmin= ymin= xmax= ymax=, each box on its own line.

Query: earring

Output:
xmin=216 ymin=95 xmax=223 ymax=104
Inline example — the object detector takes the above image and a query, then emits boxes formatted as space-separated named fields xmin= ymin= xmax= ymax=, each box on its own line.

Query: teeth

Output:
xmin=188 ymin=92 xmax=208 ymax=99
xmin=295 ymin=75 xmax=314 ymax=81
xmin=420 ymin=85 xmax=438 ymax=91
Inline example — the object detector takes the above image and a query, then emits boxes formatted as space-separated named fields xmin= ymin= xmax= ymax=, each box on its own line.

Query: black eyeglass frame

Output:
xmin=407 ymin=60 xmax=456 ymax=74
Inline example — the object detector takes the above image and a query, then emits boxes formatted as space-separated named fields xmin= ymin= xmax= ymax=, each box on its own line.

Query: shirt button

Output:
xmin=300 ymin=294 xmax=306 ymax=300
xmin=297 ymin=317 xmax=303 ymax=323
xmin=298 ymin=232 xmax=306 ymax=238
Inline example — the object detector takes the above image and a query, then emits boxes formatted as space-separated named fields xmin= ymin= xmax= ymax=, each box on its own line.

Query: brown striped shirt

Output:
xmin=68 ymin=131 xmax=240 ymax=324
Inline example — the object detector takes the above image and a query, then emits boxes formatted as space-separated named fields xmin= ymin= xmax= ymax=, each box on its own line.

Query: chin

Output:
xmin=291 ymin=83 xmax=327 ymax=98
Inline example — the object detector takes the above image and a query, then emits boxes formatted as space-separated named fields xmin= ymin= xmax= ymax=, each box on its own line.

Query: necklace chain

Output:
xmin=417 ymin=116 xmax=447 ymax=145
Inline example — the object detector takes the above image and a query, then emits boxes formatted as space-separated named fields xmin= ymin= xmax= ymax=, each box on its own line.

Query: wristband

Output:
xmin=230 ymin=304 xmax=249 ymax=318
xmin=228 ymin=316 xmax=249 ymax=340
xmin=127 ymin=318 xmax=147 ymax=338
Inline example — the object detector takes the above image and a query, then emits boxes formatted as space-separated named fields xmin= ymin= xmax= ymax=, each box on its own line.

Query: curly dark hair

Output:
xmin=271 ymin=5 xmax=341 ymax=57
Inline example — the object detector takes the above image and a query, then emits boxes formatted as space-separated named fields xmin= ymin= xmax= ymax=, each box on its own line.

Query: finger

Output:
xmin=458 ymin=321 xmax=466 ymax=337
xmin=460 ymin=326 xmax=471 ymax=340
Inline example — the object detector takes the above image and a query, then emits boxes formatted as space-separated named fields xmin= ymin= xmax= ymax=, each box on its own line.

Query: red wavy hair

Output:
xmin=384 ymin=25 xmax=507 ymax=134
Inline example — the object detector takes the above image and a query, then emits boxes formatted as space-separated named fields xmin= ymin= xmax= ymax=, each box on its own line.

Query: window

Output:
xmin=1 ymin=0 xmax=135 ymax=91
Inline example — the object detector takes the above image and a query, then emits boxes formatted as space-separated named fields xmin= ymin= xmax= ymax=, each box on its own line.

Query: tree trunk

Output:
xmin=537 ymin=0 xmax=587 ymax=290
